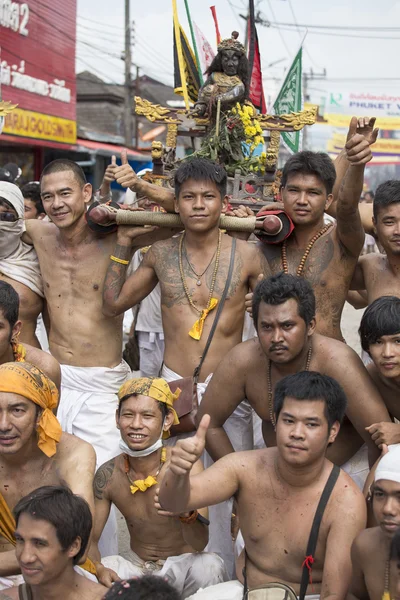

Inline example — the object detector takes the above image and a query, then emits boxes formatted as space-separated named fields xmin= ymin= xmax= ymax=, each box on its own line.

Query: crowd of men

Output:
xmin=1 ymin=114 xmax=400 ymax=600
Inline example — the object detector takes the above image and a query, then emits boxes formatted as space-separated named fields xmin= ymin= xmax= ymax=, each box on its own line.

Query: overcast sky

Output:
xmin=76 ymin=0 xmax=400 ymax=106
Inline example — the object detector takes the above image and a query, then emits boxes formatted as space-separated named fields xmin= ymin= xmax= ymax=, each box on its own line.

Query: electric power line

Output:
xmin=264 ymin=0 xmax=291 ymax=55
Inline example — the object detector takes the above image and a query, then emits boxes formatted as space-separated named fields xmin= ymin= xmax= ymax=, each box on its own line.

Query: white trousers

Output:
xmin=187 ymin=581 xmax=320 ymax=599
xmin=161 ymin=365 xmax=254 ymax=578
xmin=102 ymin=549 xmax=227 ymax=600
xmin=138 ymin=331 xmax=165 ymax=377
xmin=58 ymin=360 xmax=130 ymax=557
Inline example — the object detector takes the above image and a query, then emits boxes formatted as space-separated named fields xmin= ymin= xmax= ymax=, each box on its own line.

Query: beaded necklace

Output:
xmin=281 ymin=223 xmax=333 ymax=277
xmin=178 ymin=230 xmax=222 ymax=316
xmin=383 ymin=558 xmax=391 ymax=600
xmin=123 ymin=447 xmax=167 ymax=495
xmin=268 ymin=344 xmax=313 ymax=430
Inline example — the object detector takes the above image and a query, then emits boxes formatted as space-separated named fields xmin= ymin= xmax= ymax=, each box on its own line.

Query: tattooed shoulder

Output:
xmin=94 ymin=459 xmax=115 ymax=500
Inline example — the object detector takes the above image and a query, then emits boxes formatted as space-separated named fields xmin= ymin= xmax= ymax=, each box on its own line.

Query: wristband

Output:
xmin=110 ymin=255 xmax=129 ymax=265
xmin=179 ymin=510 xmax=198 ymax=525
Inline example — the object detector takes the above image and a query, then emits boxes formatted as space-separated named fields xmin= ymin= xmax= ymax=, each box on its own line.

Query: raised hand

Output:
xmin=114 ymin=150 xmax=140 ymax=191
xmin=355 ymin=116 xmax=379 ymax=146
xmin=169 ymin=414 xmax=210 ymax=476
xmin=345 ymin=116 xmax=375 ymax=166
xmin=103 ymin=155 xmax=117 ymax=183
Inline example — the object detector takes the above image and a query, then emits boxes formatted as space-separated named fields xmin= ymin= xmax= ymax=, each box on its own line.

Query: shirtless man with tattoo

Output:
xmin=0 ymin=486 xmax=105 ymax=600
xmin=159 ymin=372 xmax=366 ymax=599
xmin=0 ymin=362 xmax=95 ymax=589
xmin=90 ymin=377 xmax=226 ymax=598
xmin=102 ymin=158 xmax=270 ymax=383
xmin=358 ymin=297 xmax=400 ymax=447
xmin=0 ymin=281 xmax=60 ymax=389
xmin=255 ymin=118 xmax=375 ymax=341
xmin=198 ymin=274 xmax=390 ymax=486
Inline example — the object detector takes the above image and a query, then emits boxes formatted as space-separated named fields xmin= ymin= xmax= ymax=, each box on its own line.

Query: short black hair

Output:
xmin=359 ymin=296 xmax=400 ymax=353
xmin=118 ymin=395 xmax=169 ymax=421
xmin=21 ymin=182 xmax=44 ymax=215
xmin=373 ymin=180 xmax=400 ymax=220
xmin=175 ymin=158 xmax=227 ymax=199
xmin=252 ymin=273 xmax=316 ymax=330
xmin=274 ymin=371 xmax=347 ymax=428
xmin=40 ymin=159 xmax=87 ymax=188
xmin=14 ymin=486 xmax=92 ymax=565
xmin=390 ymin=528 xmax=400 ymax=561
xmin=103 ymin=576 xmax=180 ymax=600
xmin=0 ymin=280 xmax=19 ymax=329
xmin=281 ymin=151 xmax=336 ymax=195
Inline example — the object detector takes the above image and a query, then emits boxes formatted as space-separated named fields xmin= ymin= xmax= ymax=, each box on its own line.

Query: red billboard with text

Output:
xmin=1 ymin=0 xmax=77 ymax=144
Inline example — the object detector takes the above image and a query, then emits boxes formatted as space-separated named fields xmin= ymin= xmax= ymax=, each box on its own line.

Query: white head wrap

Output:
xmin=0 ymin=181 xmax=44 ymax=297
xmin=375 ymin=446 xmax=400 ymax=484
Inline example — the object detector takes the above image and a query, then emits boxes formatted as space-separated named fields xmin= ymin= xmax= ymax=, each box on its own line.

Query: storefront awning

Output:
xmin=76 ymin=138 xmax=150 ymax=160
xmin=0 ymin=133 xmax=76 ymax=151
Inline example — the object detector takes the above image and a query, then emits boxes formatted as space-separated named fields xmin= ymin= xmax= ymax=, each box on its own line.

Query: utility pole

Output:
xmin=135 ymin=65 xmax=140 ymax=151
xmin=302 ymin=68 xmax=326 ymax=149
xmin=124 ymin=0 xmax=133 ymax=147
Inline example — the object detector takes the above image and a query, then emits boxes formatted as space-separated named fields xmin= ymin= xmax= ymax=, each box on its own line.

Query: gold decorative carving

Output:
xmin=134 ymin=97 xmax=179 ymax=124
xmin=265 ymin=130 xmax=281 ymax=168
xmin=257 ymin=107 xmax=317 ymax=132
xmin=166 ymin=123 xmax=178 ymax=148
xmin=0 ymin=101 xmax=18 ymax=117
xmin=151 ymin=141 xmax=163 ymax=160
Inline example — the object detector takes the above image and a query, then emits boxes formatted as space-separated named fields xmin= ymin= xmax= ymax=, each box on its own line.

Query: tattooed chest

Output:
xmin=269 ymin=237 xmax=335 ymax=286
xmin=156 ymin=249 xmax=244 ymax=309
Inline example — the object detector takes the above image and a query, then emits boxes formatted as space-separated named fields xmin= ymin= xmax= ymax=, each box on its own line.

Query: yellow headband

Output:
xmin=0 ymin=362 xmax=61 ymax=457
xmin=118 ymin=377 xmax=180 ymax=438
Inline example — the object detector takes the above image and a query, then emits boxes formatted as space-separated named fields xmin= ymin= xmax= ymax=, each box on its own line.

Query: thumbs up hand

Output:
xmin=169 ymin=415 xmax=210 ymax=477
xmin=345 ymin=116 xmax=378 ymax=166
xmin=114 ymin=150 xmax=140 ymax=191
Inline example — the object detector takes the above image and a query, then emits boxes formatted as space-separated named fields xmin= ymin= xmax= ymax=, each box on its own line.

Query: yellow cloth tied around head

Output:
xmin=118 ymin=377 xmax=180 ymax=438
xmin=0 ymin=362 xmax=61 ymax=457
xmin=189 ymin=297 xmax=218 ymax=340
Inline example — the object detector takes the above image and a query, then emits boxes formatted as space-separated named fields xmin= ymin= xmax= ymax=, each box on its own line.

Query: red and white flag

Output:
xmin=193 ymin=21 xmax=215 ymax=73
xmin=248 ymin=25 xmax=267 ymax=113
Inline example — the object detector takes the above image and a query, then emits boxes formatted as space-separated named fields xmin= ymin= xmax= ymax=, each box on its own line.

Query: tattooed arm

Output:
xmin=89 ymin=460 xmax=115 ymax=567
xmin=246 ymin=242 xmax=271 ymax=290
xmin=102 ymin=232 xmax=159 ymax=317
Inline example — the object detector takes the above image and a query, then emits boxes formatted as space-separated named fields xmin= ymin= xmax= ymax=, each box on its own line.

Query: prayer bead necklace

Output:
xmin=383 ymin=558 xmax=390 ymax=600
xmin=178 ymin=229 xmax=222 ymax=315
xmin=268 ymin=344 xmax=313 ymax=430
xmin=183 ymin=244 xmax=218 ymax=286
xmin=124 ymin=447 xmax=167 ymax=495
xmin=281 ymin=223 xmax=332 ymax=277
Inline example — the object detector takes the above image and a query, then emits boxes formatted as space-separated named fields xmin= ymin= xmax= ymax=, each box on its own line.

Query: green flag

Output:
xmin=273 ymin=47 xmax=303 ymax=153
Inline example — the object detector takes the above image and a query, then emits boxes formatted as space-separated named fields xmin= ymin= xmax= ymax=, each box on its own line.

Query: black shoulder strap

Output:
xmin=299 ymin=464 xmax=340 ymax=600
xmin=193 ymin=237 xmax=236 ymax=381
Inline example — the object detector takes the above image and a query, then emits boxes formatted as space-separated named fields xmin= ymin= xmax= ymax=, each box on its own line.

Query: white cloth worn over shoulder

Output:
xmin=187 ymin=581 xmax=320 ymax=600
xmin=102 ymin=548 xmax=227 ymax=600
xmin=0 ymin=181 xmax=43 ymax=297
xmin=161 ymin=364 xmax=254 ymax=579
xmin=58 ymin=360 xmax=130 ymax=558
xmin=341 ymin=443 xmax=369 ymax=490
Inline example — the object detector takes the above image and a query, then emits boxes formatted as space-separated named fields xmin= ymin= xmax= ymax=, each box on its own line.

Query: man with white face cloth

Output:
xmin=0 ymin=182 xmax=44 ymax=347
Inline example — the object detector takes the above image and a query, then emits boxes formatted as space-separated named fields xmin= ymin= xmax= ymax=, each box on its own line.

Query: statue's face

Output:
xmin=221 ymin=49 xmax=240 ymax=76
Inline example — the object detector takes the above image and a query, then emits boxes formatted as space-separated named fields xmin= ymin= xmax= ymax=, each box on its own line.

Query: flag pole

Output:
xmin=184 ymin=0 xmax=203 ymax=85
xmin=172 ymin=0 xmax=190 ymax=109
